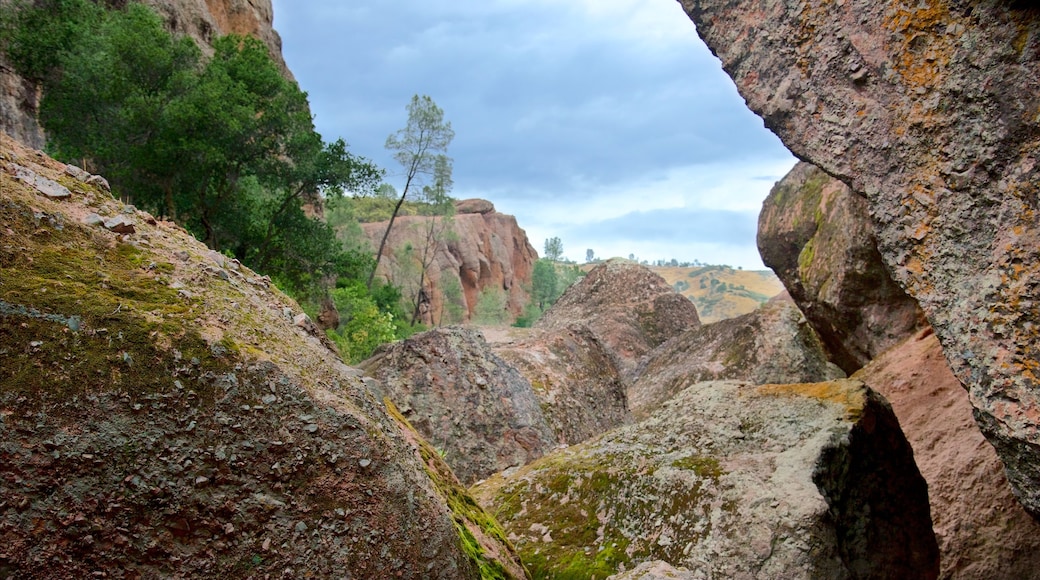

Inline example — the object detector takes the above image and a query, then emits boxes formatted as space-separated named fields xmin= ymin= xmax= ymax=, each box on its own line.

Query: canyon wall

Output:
xmin=679 ymin=0 xmax=1040 ymax=517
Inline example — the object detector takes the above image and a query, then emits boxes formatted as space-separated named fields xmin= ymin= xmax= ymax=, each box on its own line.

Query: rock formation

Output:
xmin=628 ymin=295 xmax=844 ymax=419
xmin=362 ymin=200 xmax=538 ymax=325
xmin=536 ymin=259 xmax=701 ymax=371
xmin=679 ymin=0 xmax=1040 ymax=517
xmin=0 ymin=135 xmax=524 ymax=578
xmin=758 ymin=162 xmax=926 ymax=374
xmin=473 ymin=379 xmax=939 ymax=579
xmin=854 ymin=328 xmax=1040 ymax=579
xmin=494 ymin=324 xmax=629 ymax=446
xmin=359 ymin=326 xmax=558 ymax=485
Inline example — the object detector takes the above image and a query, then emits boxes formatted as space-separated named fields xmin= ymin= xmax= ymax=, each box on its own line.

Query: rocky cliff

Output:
xmin=679 ymin=0 xmax=1040 ymax=517
xmin=0 ymin=135 xmax=524 ymax=578
xmin=473 ymin=379 xmax=939 ymax=579
xmin=362 ymin=200 xmax=538 ymax=325
xmin=854 ymin=329 xmax=1040 ymax=579
xmin=0 ymin=0 xmax=287 ymax=150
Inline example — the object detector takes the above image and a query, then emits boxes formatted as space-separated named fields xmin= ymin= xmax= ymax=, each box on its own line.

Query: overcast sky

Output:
xmin=270 ymin=0 xmax=795 ymax=268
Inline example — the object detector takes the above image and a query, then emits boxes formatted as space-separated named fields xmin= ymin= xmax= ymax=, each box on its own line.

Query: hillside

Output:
xmin=648 ymin=265 xmax=783 ymax=323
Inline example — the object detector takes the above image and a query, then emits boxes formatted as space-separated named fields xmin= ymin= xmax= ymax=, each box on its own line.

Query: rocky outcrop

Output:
xmin=679 ymin=0 xmax=1040 ymax=517
xmin=854 ymin=328 xmax=1040 ymax=579
xmin=359 ymin=326 xmax=557 ymax=485
xmin=473 ymin=379 xmax=939 ymax=579
xmin=1 ymin=0 xmax=287 ymax=150
xmin=536 ymin=259 xmax=701 ymax=371
xmin=0 ymin=135 xmax=524 ymax=578
xmin=493 ymin=324 xmax=629 ymax=446
xmin=362 ymin=201 xmax=538 ymax=325
xmin=758 ymin=162 xmax=926 ymax=374
xmin=628 ymin=295 xmax=844 ymax=419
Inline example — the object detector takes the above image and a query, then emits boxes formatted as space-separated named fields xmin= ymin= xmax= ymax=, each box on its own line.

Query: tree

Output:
xmin=544 ymin=237 xmax=563 ymax=262
xmin=586 ymin=248 xmax=595 ymax=263
xmin=531 ymin=259 xmax=559 ymax=310
xmin=369 ymin=94 xmax=454 ymax=288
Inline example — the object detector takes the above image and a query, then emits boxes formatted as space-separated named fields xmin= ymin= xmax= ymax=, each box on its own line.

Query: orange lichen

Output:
xmin=757 ymin=380 xmax=867 ymax=421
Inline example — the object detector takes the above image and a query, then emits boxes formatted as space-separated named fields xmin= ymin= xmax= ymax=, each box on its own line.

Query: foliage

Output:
xmin=326 ymin=281 xmax=397 ymax=363
xmin=531 ymin=259 xmax=558 ymax=311
xmin=473 ymin=287 xmax=510 ymax=326
xmin=585 ymin=248 xmax=595 ymax=263
xmin=1 ymin=0 xmax=407 ymax=357
xmin=543 ymin=236 xmax=563 ymax=262
xmin=369 ymin=94 xmax=454 ymax=287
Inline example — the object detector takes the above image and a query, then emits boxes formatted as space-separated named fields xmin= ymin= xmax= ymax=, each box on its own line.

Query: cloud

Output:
xmin=270 ymin=0 xmax=795 ymax=268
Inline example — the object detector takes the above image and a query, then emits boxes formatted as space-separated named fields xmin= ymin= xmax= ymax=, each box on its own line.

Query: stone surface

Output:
xmin=362 ymin=208 xmax=538 ymax=325
xmin=474 ymin=379 xmax=939 ymax=579
xmin=494 ymin=323 xmax=629 ymax=446
xmin=0 ymin=134 xmax=524 ymax=578
xmin=608 ymin=561 xmax=699 ymax=580
xmin=628 ymin=295 xmax=844 ymax=419
xmin=536 ymin=259 xmax=701 ymax=371
xmin=102 ymin=215 xmax=136 ymax=234
xmin=359 ymin=326 xmax=557 ymax=485
xmin=758 ymin=162 xmax=925 ymax=373
xmin=854 ymin=328 xmax=1040 ymax=580
xmin=679 ymin=0 xmax=1040 ymax=517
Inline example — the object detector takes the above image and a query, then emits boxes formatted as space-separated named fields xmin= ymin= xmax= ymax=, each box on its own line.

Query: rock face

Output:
xmin=854 ymin=328 xmax=1040 ymax=580
xmin=473 ymin=379 xmax=939 ymax=579
xmin=628 ymin=295 xmax=844 ymax=419
xmin=758 ymin=162 xmax=925 ymax=374
xmin=536 ymin=259 xmax=701 ymax=371
xmin=494 ymin=324 xmax=629 ymax=446
xmin=359 ymin=326 xmax=557 ymax=485
xmin=362 ymin=201 xmax=538 ymax=325
xmin=679 ymin=0 xmax=1040 ymax=516
xmin=0 ymin=135 xmax=524 ymax=578
xmin=1 ymin=0 xmax=288 ymax=150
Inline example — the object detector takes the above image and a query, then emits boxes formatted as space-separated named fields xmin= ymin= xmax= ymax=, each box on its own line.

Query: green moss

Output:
xmin=0 ymin=194 xmax=235 ymax=407
xmin=797 ymin=236 xmax=817 ymax=274
xmin=670 ymin=455 xmax=723 ymax=479
xmin=384 ymin=398 xmax=522 ymax=580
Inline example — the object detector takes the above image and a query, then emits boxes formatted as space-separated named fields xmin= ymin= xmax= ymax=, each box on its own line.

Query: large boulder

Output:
xmin=0 ymin=136 xmax=524 ymax=578
xmin=679 ymin=0 xmax=1040 ymax=516
xmin=758 ymin=162 xmax=925 ymax=374
xmin=474 ymin=379 xmax=938 ymax=579
xmin=359 ymin=326 xmax=557 ymax=485
xmin=854 ymin=329 xmax=1040 ymax=579
xmin=494 ymin=324 xmax=629 ymax=446
xmin=536 ymin=259 xmax=701 ymax=371
xmin=628 ymin=295 xmax=844 ymax=419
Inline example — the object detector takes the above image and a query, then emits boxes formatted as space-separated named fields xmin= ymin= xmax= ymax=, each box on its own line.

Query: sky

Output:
xmin=269 ymin=0 xmax=796 ymax=269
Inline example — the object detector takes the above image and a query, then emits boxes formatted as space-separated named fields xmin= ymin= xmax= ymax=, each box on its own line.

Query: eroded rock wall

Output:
xmin=679 ymin=0 xmax=1040 ymax=516
xmin=362 ymin=201 xmax=538 ymax=325
xmin=854 ymin=329 xmax=1040 ymax=579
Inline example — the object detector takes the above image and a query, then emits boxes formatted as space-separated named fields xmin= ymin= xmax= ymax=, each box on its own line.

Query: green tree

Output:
xmin=531 ymin=259 xmax=559 ymax=310
xmin=586 ymin=248 xmax=595 ymax=263
xmin=544 ymin=237 xmax=563 ymax=262
xmin=369 ymin=94 xmax=454 ymax=288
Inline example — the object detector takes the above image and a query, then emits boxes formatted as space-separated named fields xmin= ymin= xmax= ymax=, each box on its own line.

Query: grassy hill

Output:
xmin=649 ymin=265 xmax=784 ymax=323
